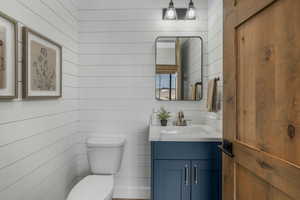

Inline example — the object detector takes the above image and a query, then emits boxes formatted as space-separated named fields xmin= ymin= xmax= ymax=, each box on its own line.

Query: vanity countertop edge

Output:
xmin=149 ymin=124 xmax=222 ymax=142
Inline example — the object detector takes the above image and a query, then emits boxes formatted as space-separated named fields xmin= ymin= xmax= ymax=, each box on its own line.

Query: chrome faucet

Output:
xmin=176 ymin=111 xmax=187 ymax=126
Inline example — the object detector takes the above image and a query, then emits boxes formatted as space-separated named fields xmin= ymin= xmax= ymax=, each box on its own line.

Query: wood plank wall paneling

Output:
xmin=77 ymin=0 xmax=221 ymax=199
xmin=0 ymin=1 xmax=88 ymax=200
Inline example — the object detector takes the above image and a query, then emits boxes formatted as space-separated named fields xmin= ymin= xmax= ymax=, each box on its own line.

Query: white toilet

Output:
xmin=67 ymin=136 xmax=126 ymax=200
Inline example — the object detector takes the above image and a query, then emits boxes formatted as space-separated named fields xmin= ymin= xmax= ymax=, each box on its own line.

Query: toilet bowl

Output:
xmin=67 ymin=136 xmax=126 ymax=200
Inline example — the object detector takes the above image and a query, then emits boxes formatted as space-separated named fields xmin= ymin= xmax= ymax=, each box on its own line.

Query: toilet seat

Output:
xmin=67 ymin=175 xmax=114 ymax=200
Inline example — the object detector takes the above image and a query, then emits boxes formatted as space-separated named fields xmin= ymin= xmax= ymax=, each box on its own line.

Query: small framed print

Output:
xmin=22 ymin=27 xmax=62 ymax=99
xmin=0 ymin=12 xmax=18 ymax=99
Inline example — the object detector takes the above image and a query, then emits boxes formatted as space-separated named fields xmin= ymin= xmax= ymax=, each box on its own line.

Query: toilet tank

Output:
xmin=87 ymin=137 xmax=125 ymax=175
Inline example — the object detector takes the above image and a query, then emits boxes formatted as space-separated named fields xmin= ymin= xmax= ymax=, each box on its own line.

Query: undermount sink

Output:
xmin=160 ymin=125 xmax=209 ymax=134
xmin=149 ymin=124 xmax=222 ymax=142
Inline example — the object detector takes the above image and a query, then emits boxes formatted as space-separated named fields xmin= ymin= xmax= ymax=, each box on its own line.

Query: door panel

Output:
xmin=223 ymin=0 xmax=300 ymax=199
xmin=234 ymin=142 xmax=300 ymax=199
xmin=236 ymin=0 xmax=300 ymax=165
xmin=236 ymin=164 xmax=292 ymax=200
xmin=234 ymin=0 xmax=276 ymax=24
xmin=153 ymin=160 xmax=190 ymax=200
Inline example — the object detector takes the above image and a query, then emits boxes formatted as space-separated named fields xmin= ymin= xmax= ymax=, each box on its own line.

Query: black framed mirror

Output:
xmin=155 ymin=36 xmax=203 ymax=101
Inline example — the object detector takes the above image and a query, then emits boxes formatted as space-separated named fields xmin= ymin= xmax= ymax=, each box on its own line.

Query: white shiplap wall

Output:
xmin=78 ymin=0 xmax=209 ymax=198
xmin=207 ymin=0 xmax=223 ymax=130
xmin=0 ymin=1 xmax=85 ymax=200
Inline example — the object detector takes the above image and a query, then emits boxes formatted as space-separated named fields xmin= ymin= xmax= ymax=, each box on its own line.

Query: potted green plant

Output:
xmin=157 ymin=107 xmax=171 ymax=126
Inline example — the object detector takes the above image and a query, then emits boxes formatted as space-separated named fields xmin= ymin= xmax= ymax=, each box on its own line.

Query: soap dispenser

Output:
xmin=151 ymin=108 xmax=159 ymax=125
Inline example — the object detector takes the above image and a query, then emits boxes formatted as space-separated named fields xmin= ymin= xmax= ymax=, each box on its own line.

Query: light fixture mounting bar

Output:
xmin=162 ymin=8 xmax=190 ymax=20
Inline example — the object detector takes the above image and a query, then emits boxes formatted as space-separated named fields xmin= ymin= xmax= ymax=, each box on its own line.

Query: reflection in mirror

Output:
xmin=155 ymin=36 xmax=203 ymax=101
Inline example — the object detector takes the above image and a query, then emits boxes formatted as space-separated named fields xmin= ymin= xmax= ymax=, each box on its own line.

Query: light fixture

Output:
xmin=162 ymin=0 xmax=196 ymax=20
xmin=186 ymin=0 xmax=196 ymax=20
xmin=164 ymin=0 xmax=177 ymax=20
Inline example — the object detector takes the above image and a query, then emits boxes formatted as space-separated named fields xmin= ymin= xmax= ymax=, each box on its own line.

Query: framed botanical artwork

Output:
xmin=22 ymin=27 xmax=62 ymax=99
xmin=0 ymin=12 xmax=18 ymax=99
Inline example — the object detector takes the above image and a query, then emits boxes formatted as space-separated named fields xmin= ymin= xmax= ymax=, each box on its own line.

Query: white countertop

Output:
xmin=149 ymin=124 xmax=222 ymax=142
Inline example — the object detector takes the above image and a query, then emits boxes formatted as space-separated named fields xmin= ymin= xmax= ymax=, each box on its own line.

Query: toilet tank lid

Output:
xmin=87 ymin=137 xmax=126 ymax=147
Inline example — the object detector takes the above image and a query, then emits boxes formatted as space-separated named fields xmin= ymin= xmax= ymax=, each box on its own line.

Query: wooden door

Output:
xmin=223 ymin=0 xmax=300 ymax=199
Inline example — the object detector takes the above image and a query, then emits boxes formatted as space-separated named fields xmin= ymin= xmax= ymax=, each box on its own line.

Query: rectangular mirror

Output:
xmin=155 ymin=36 xmax=203 ymax=101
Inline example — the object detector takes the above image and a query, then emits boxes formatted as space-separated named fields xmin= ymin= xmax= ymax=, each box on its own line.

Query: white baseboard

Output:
xmin=113 ymin=186 xmax=150 ymax=199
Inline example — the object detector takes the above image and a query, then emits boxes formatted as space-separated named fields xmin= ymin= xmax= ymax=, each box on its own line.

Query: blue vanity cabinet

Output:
xmin=153 ymin=160 xmax=191 ymax=200
xmin=191 ymin=159 xmax=221 ymax=200
xmin=191 ymin=160 xmax=212 ymax=200
xmin=151 ymin=142 xmax=222 ymax=200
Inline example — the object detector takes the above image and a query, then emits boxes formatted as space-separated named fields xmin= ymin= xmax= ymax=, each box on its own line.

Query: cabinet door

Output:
xmin=154 ymin=160 xmax=190 ymax=200
xmin=191 ymin=160 xmax=220 ymax=200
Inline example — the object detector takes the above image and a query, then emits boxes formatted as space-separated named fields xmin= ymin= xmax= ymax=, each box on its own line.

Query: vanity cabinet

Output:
xmin=151 ymin=142 xmax=221 ymax=200
xmin=153 ymin=160 xmax=191 ymax=200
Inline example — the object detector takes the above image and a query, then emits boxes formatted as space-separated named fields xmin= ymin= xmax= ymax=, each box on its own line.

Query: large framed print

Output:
xmin=0 ymin=12 xmax=18 ymax=99
xmin=22 ymin=27 xmax=62 ymax=99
